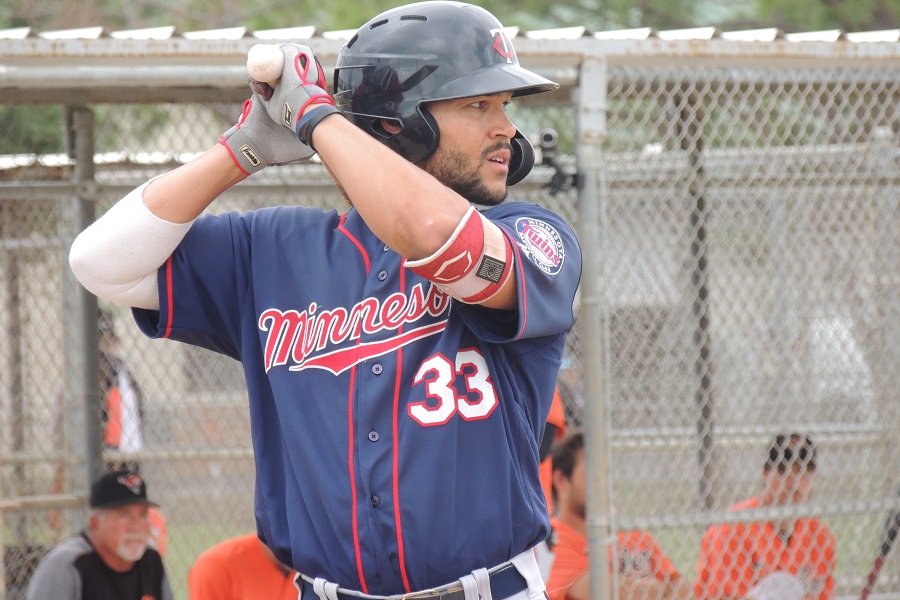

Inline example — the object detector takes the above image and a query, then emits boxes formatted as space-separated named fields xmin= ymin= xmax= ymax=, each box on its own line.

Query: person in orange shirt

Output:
xmin=694 ymin=433 xmax=836 ymax=600
xmin=188 ymin=533 xmax=296 ymax=600
xmin=98 ymin=309 xmax=145 ymax=468
xmin=545 ymin=431 xmax=693 ymax=600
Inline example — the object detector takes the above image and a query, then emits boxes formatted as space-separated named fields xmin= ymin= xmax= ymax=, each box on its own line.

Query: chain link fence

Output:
xmin=1 ymin=37 xmax=898 ymax=600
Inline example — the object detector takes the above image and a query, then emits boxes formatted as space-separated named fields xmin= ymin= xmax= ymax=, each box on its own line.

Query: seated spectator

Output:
xmin=188 ymin=533 xmax=296 ymax=600
xmin=27 ymin=469 xmax=173 ymax=600
xmin=545 ymin=431 xmax=692 ymax=600
xmin=694 ymin=433 xmax=836 ymax=600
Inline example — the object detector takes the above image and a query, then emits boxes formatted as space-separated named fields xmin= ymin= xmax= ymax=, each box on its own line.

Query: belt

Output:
xmin=299 ymin=564 xmax=528 ymax=600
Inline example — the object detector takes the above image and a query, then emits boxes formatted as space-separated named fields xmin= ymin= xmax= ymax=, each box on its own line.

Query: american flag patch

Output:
xmin=476 ymin=255 xmax=505 ymax=283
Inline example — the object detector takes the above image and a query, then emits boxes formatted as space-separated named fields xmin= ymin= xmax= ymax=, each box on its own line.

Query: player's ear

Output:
xmin=551 ymin=469 xmax=566 ymax=493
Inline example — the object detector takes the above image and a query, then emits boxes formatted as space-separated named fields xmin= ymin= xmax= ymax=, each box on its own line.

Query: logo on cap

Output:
xmin=490 ymin=28 xmax=515 ymax=63
xmin=119 ymin=473 xmax=145 ymax=495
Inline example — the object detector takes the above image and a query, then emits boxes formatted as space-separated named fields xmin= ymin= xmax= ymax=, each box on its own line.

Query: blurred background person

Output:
xmin=188 ymin=533 xmax=296 ymax=600
xmin=545 ymin=431 xmax=693 ymax=600
xmin=98 ymin=308 xmax=144 ymax=470
xmin=27 ymin=470 xmax=173 ymax=600
xmin=51 ymin=309 xmax=167 ymax=553
xmin=694 ymin=433 xmax=835 ymax=600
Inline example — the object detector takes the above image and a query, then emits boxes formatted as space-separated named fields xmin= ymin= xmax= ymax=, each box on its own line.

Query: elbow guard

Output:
xmin=405 ymin=207 xmax=513 ymax=304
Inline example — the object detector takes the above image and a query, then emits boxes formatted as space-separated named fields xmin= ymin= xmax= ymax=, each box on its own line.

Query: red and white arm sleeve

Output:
xmin=68 ymin=181 xmax=195 ymax=311
xmin=405 ymin=206 xmax=513 ymax=304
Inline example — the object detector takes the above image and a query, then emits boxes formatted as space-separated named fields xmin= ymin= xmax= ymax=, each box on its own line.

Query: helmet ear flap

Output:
xmin=507 ymin=130 xmax=535 ymax=186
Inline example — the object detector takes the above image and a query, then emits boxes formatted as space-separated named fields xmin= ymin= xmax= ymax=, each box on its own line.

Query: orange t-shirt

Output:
xmin=188 ymin=534 xmax=297 ymax=600
xmin=148 ymin=507 xmax=168 ymax=557
xmin=104 ymin=387 xmax=122 ymax=447
xmin=546 ymin=517 xmax=681 ymax=600
xmin=694 ymin=497 xmax=836 ymax=600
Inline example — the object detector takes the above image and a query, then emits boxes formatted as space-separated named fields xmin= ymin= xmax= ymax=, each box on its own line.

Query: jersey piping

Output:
xmin=500 ymin=223 xmax=528 ymax=341
xmin=339 ymin=213 xmax=371 ymax=274
xmin=339 ymin=217 xmax=370 ymax=592
xmin=393 ymin=266 xmax=411 ymax=593
xmin=165 ymin=258 xmax=175 ymax=338
xmin=348 ymin=360 xmax=366 ymax=592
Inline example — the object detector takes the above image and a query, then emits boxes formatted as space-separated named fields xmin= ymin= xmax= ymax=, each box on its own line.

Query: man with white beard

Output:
xmin=27 ymin=470 xmax=173 ymax=600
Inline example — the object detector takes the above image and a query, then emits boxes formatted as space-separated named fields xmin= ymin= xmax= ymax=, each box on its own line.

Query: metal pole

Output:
xmin=676 ymin=85 xmax=718 ymax=510
xmin=873 ymin=128 xmax=900 ymax=503
xmin=578 ymin=54 xmax=613 ymax=600
xmin=6 ymin=249 xmax=26 ymax=544
xmin=66 ymin=106 xmax=103 ymax=492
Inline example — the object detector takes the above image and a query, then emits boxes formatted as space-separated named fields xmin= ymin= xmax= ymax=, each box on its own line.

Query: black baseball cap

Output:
xmin=765 ymin=433 xmax=817 ymax=471
xmin=90 ymin=470 xmax=158 ymax=509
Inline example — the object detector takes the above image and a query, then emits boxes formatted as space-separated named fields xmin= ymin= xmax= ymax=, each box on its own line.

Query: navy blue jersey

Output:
xmin=133 ymin=201 xmax=581 ymax=595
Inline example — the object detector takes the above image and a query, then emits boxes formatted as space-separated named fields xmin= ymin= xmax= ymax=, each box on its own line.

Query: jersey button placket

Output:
xmin=368 ymin=431 xmax=379 ymax=442
xmin=371 ymin=364 xmax=383 ymax=375
xmin=370 ymin=495 xmax=380 ymax=507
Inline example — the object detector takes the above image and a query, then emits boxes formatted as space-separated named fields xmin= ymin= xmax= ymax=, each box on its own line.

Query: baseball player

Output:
xmin=69 ymin=2 xmax=582 ymax=600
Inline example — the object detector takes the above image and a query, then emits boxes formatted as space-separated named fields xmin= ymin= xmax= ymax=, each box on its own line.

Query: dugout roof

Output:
xmin=0 ymin=22 xmax=898 ymax=105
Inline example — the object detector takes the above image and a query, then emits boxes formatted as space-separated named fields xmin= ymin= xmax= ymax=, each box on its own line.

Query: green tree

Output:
xmin=756 ymin=0 xmax=899 ymax=31
xmin=0 ymin=107 xmax=64 ymax=155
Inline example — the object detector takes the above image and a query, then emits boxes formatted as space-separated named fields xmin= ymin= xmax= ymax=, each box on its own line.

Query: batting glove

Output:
xmin=263 ymin=43 xmax=340 ymax=150
xmin=219 ymin=94 xmax=316 ymax=175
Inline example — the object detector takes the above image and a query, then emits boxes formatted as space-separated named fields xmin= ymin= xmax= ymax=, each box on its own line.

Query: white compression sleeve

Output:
xmin=68 ymin=181 xmax=195 ymax=311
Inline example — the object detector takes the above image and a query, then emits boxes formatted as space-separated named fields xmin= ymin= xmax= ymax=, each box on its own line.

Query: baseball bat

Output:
xmin=859 ymin=487 xmax=900 ymax=600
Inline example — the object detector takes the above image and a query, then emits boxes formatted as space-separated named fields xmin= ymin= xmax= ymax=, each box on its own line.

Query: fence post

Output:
xmin=64 ymin=105 xmax=103 ymax=496
xmin=674 ymin=83 xmax=719 ymax=511
xmin=577 ymin=52 xmax=613 ymax=600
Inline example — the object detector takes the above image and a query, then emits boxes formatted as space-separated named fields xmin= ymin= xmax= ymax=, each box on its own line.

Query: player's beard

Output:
xmin=116 ymin=534 xmax=148 ymax=562
xmin=422 ymin=143 xmax=509 ymax=206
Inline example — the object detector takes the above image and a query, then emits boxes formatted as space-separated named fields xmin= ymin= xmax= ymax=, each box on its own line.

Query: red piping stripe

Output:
xmin=340 ymin=212 xmax=371 ymax=591
xmin=507 ymin=230 xmax=528 ymax=340
xmin=163 ymin=257 xmax=175 ymax=338
xmin=347 ymin=363 xmax=368 ymax=593
xmin=338 ymin=213 xmax=371 ymax=275
xmin=394 ymin=266 xmax=411 ymax=592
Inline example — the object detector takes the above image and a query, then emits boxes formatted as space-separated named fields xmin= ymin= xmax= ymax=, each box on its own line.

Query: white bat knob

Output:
xmin=247 ymin=44 xmax=285 ymax=86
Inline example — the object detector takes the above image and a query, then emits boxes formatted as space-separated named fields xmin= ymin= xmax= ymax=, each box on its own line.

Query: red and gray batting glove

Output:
xmin=219 ymin=92 xmax=316 ymax=175
xmin=264 ymin=43 xmax=340 ymax=150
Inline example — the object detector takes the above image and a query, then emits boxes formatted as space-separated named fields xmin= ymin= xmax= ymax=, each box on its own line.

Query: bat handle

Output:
xmin=859 ymin=556 xmax=884 ymax=600
xmin=250 ymin=79 xmax=275 ymax=101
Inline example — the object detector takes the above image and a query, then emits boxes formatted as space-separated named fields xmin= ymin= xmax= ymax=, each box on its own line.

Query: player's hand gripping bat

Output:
xmin=251 ymin=43 xmax=338 ymax=149
xmin=219 ymin=43 xmax=321 ymax=174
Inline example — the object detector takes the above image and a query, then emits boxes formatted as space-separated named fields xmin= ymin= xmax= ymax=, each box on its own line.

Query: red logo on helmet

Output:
xmin=490 ymin=28 xmax=515 ymax=63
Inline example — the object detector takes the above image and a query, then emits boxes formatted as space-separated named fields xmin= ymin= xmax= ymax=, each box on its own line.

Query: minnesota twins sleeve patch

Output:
xmin=515 ymin=218 xmax=565 ymax=275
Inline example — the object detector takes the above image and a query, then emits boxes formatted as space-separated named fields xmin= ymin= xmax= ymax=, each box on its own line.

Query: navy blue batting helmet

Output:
xmin=333 ymin=1 xmax=558 ymax=186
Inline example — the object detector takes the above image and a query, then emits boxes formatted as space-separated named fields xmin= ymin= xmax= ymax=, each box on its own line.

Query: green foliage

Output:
xmin=0 ymin=0 xmax=896 ymax=36
xmin=756 ymin=0 xmax=899 ymax=31
xmin=0 ymin=0 xmax=895 ymax=162
xmin=0 ymin=107 xmax=65 ymax=155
